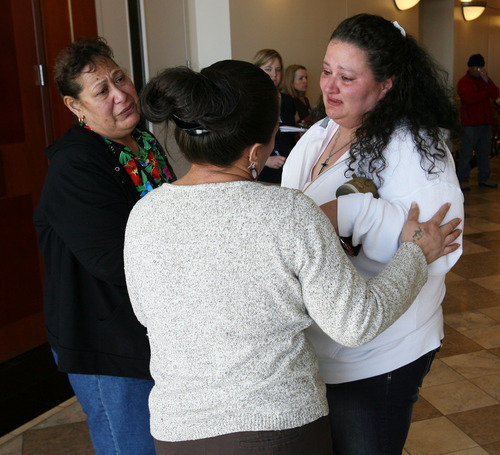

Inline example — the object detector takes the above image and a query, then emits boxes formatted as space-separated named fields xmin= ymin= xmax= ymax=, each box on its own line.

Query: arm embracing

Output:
xmin=337 ymin=183 xmax=464 ymax=275
xmin=295 ymin=196 xmax=428 ymax=347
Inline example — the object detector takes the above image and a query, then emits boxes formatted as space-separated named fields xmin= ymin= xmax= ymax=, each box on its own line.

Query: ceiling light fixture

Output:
xmin=461 ymin=0 xmax=487 ymax=21
xmin=394 ymin=0 xmax=420 ymax=11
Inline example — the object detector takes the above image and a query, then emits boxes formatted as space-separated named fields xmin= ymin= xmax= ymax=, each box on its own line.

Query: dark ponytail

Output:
xmin=140 ymin=60 xmax=279 ymax=167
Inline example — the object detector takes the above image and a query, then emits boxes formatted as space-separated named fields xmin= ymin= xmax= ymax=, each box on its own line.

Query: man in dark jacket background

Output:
xmin=456 ymin=53 xmax=499 ymax=190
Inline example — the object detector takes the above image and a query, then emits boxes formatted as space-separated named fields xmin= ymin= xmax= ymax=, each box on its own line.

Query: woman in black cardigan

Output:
xmin=34 ymin=37 xmax=174 ymax=455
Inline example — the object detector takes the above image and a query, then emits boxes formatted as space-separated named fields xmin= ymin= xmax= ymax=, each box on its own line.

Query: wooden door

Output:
xmin=0 ymin=0 xmax=97 ymax=362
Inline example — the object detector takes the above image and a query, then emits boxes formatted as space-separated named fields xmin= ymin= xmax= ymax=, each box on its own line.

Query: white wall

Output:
xmin=94 ymin=0 xmax=134 ymax=79
xmin=454 ymin=0 xmax=500 ymax=89
xmin=421 ymin=0 xmax=454 ymax=85
xmin=94 ymin=0 xmax=500 ymax=178
xmin=143 ymin=0 xmax=190 ymax=77
xmin=229 ymin=0 xmax=420 ymax=106
xmin=186 ymin=0 xmax=232 ymax=70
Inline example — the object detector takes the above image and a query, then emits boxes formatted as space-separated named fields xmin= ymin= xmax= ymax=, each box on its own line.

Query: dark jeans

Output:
xmin=457 ymin=124 xmax=492 ymax=184
xmin=154 ymin=416 xmax=332 ymax=455
xmin=327 ymin=348 xmax=439 ymax=455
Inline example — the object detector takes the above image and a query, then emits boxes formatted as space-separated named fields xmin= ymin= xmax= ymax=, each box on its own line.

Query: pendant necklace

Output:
xmin=317 ymin=127 xmax=352 ymax=176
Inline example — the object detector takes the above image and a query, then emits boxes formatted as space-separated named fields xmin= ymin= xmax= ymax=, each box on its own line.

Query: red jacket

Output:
xmin=457 ymin=72 xmax=499 ymax=126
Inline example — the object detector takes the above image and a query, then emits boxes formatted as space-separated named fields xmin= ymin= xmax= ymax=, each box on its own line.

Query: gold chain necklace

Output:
xmin=318 ymin=128 xmax=352 ymax=176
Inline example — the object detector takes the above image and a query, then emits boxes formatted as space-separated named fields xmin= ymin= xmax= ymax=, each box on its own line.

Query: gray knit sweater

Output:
xmin=124 ymin=181 xmax=427 ymax=442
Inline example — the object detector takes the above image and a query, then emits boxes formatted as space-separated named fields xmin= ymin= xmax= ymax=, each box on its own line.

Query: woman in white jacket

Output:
xmin=282 ymin=14 xmax=464 ymax=455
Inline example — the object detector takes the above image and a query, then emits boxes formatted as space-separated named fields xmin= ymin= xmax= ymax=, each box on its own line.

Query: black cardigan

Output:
xmin=34 ymin=126 xmax=156 ymax=379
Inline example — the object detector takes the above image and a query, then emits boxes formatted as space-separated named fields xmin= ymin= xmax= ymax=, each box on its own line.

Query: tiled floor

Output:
xmin=404 ymin=155 xmax=500 ymax=455
xmin=1 ymin=157 xmax=499 ymax=455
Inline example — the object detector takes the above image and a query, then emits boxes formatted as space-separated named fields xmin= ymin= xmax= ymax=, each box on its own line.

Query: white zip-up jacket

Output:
xmin=282 ymin=117 xmax=464 ymax=383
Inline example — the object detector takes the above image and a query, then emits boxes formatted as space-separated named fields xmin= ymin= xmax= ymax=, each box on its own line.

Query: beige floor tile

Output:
xmin=462 ymin=239 xmax=491 ymax=255
xmin=463 ymin=233 xmax=500 ymax=253
xmin=420 ymin=380 xmax=497 ymax=415
xmin=464 ymin=203 xmax=500 ymax=217
xmin=446 ymin=281 xmax=500 ymax=309
xmin=412 ymin=396 xmax=443 ymax=422
xmin=452 ymin=253 xmax=500 ymax=280
xmin=470 ymin=276 xmax=500 ymax=293
xmin=0 ymin=435 xmax=22 ymax=455
xmin=482 ymin=440 xmax=500 ymax=454
xmin=479 ymin=306 xmax=500 ymax=322
xmin=490 ymin=347 xmax=500 ymax=357
xmin=463 ymin=226 xmax=482 ymax=235
xmin=423 ymin=359 xmax=465 ymax=388
xmin=445 ymin=448 xmax=489 ymax=454
xmin=442 ymin=350 xmax=500 ymax=379
xmin=58 ymin=396 xmax=78 ymax=407
xmin=475 ymin=230 xmax=500 ymax=241
xmin=404 ymin=417 xmax=478 ymax=455
xmin=22 ymin=421 xmax=93 ymax=455
xmin=33 ymin=401 xmax=87 ymax=429
xmin=438 ymin=326 xmax=483 ymax=358
xmin=461 ymin=325 xmax=500 ymax=349
xmin=446 ymin=272 xmax=467 ymax=284
xmin=442 ymin=294 xmax=476 ymax=315
xmin=463 ymin=218 xmax=500 ymax=233
xmin=469 ymin=373 xmax=500 ymax=401
xmin=444 ymin=311 xmax=498 ymax=333
xmin=448 ymin=404 xmax=500 ymax=446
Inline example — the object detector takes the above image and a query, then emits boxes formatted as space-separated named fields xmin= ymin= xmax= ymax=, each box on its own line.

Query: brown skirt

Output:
xmin=154 ymin=416 xmax=332 ymax=455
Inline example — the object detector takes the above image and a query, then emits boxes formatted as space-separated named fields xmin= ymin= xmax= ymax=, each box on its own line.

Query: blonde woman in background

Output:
xmin=252 ymin=49 xmax=298 ymax=183
xmin=283 ymin=64 xmax=312 ymax=125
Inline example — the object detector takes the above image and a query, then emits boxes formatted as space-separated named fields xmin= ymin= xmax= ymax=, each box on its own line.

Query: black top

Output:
xmin=259 ymin=92 xmax=297 ymax=184
xmin=34 ymin=126 xmax=172 ymax=379
xmin=293 ymin=96 xmax=311 ymax=122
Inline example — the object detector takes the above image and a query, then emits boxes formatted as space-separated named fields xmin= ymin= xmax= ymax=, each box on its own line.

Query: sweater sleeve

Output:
xmin=293 ymin=194 xmax=428 ymax=347
xmin=337 ymin=131 xmax=464 ymax=276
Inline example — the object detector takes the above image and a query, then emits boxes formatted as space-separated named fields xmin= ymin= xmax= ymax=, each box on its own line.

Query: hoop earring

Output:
xmin=248 ymin=161 xmax=258 ymax=180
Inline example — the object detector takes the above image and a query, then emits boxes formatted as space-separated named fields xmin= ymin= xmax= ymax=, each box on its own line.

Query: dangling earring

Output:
xmin=248 ymin=161 xmax=258 ymax=180
xmin=78 ymin=115 xmax=85 ymax=126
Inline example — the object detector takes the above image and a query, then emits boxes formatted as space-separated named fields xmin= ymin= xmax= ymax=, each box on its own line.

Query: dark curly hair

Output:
xmin=140 ymin=60 xmax=279 ymax=167
xmin=330 ymin=14 xmax=460 ymax=182
xmin=54 ymin=36 xmax=114 ymax=99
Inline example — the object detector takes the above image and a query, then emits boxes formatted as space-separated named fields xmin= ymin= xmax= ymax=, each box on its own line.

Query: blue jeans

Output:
xmin=457 ymin=124 xmax=492 ymax=184
xmin=67 ymin=373 xmax=155 ymax=455
xmin=326 ymin=348 xmax=439 ymax=455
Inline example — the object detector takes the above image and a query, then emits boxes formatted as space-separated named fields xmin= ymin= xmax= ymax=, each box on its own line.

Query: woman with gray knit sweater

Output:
xmin=123 ymin=60 xmax=460 ymax=455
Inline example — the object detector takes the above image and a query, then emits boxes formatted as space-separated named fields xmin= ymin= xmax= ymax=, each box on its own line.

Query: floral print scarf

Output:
xmin=83 ymin=124 xmax=174 ymax=197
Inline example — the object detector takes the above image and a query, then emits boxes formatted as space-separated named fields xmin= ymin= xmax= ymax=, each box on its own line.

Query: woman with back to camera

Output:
xmin=124 ymin=59 xmax=461 ymax=455
xmin=252 ymin=49 xmax=298 ymax=183
xmin=283 ymin=64 xmax=312 ymax=125
xmin=34 ymin=37 xmax=175 ymax=455
xmin=282 ymin=14 xmax=464 ymax=454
